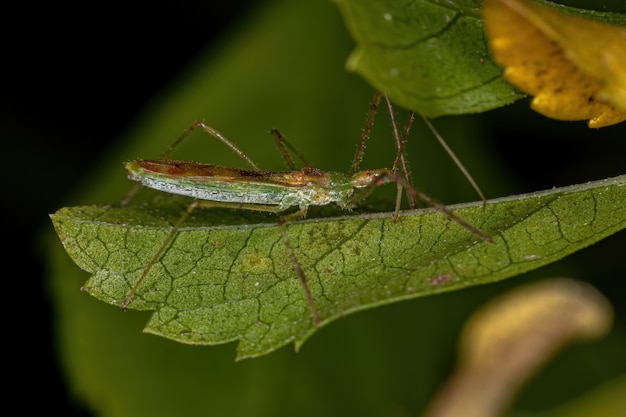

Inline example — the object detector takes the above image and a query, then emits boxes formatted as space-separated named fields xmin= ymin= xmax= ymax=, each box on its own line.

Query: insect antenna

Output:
xmin=421 ymin=116 xmax=486 ymax=206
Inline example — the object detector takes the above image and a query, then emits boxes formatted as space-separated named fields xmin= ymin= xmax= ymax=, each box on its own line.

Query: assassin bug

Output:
xmin=122 ymin=93 xmax=490 ymax=327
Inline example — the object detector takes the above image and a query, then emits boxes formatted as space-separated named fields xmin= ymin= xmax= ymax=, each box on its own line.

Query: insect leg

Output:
xmin=269 ymin=129 xmax=311 ymax=170
xmin=121 ymin=121 xmax=260 ymax=206
xmin=383 ymin=171 xmax=493 ymax=243
xmin=192 ymin=122 xmax=260 ymax=170
xmin=383 ymin=94 xmax=418 ymax=211
xmin=193 ymin=202 xmax=320 ymax=327
xmin=348 ymin=170 xmax=492 ymax=243
xmin=347 ymin=92 xmax=418 ymax=213
xmin=121 ymin=201 xmax=199 ymax=309
xmin=125 ymin=198 xmax=320 ymax=327
xmin=349 ymin=91 xmax=382 ymax=177
xmin=277 ymin=212 xmax=321 ymax=328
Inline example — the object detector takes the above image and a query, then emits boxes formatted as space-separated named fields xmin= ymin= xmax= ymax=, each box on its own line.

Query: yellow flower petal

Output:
xmin=483 ymin=0 xmax=626 ymax=128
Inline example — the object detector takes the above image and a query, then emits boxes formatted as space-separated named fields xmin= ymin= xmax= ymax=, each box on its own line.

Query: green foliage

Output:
xmin=336 ymin=0 xmax=625 ymax=117
xmin=46 ymin=0 xmax=626 ymax=416
xmin=51 ymin=176 xmax=626 ymax=359
xmin=337 ymin=0 xmax=523 ymax=116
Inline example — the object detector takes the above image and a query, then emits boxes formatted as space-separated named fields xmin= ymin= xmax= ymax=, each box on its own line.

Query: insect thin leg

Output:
xmin=399 ymin=111 xmax=416 ymax=176
xmin=383 ymin=171 xmax=493 ymax=243
xmin=350 ymin=91 xmax=382 ymax=177
xmin=383 ymin=94 xmax=418 ymax=210
xmin=277 ymin=216 xmax=321 ymax=328
xmin=269 ymin=129 xmax=311 ymax=170
xmin=159 ymin=122 xmax=259 ymax=169
xmin=349 ymin=170 xmax=492 ymax=243
xmin=397 ymin=110 xmax=417 ymax=209
xmin=121 ymin=201 xmax=198 ymax=309
xmin=120 ymin=128 xmax=199 ymax=206
xmin=409 ymin=186 xmax=492 ymax=243
xmin=121 ymin=183 xmax=142 ymax=207
xmin=193 ymin=122 xmax=260 ymax=170
xmin=121 ymin=122 xmax=261 ymax=207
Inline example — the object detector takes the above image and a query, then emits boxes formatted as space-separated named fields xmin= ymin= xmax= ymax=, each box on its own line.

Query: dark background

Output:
xmin=3 ymin=1 xmax=624 ymax=415
xmin=3 ymin=2 xmax=260 ymax=415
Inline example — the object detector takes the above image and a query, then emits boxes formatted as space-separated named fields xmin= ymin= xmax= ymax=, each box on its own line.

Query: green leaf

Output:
xmin=44 ymin=1 xmax=626 ymax=415
xmin=336 ymin=0 xmax=523 ymax=116
xmin=335 ymin=0 xmax=625 ymax=117
xmin=51 ymin=175 xmax=626 ymax=359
